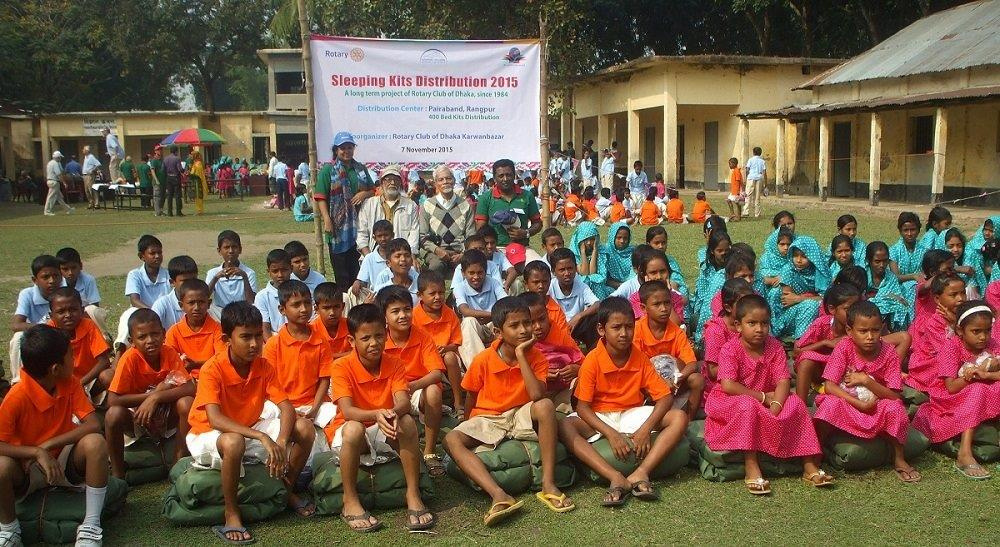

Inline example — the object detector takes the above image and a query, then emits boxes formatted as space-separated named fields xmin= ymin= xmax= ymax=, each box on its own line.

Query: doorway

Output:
xmin=703 ymin=121 xmax=719 ymax=190
xmin=643 ymin=127 xmax=656 ymax=180
xmin=832 ymin=121 xmax=852 ymax=197
xmin=677 ymin=125 xmax=685 ymax=188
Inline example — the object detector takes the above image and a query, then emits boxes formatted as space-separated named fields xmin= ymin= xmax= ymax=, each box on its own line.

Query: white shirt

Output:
xmin=626 ymin=170 xmax=649 ymax=196
xmin=63 ymin=272 xmax=101 ymax=306
xmin=151 ymin=291 xmax=184 ymax=331
xmin=267 ymin=156 xmax=278 ymax=176
xmin=205 ymin=262 xmax=258 ymax=307
xmin=600 ymin=157 xmax=616 ymax=176
xmin=273 ymin=161 xmax=289 ymax=180
xmin=746 ymin=155 xmax=766 ymax=181
xmin=253 ymin=283 xmax=285 ymax=331
xmin=356 ymin=195 xmax=420 ymax=253
xmin=453 ymin=276 xmax=507 ymax=312
xmin=610 ymin=277 xmax=640 ymax=299
xmin=297 ymin=162 xmax=310 ymax=181
xmin=82 ymin=154 xmax=100 ymax=175
xmin=124 ymin=265 xmax=171 ymax=307
xmin=451 ymin=259 xmax=503 ymax=288
xmin=15 ymin=286 xmax=50 ymax=323
xmin=293 ymin=269 xmax=326 ymax=293
xmin=595 ymin=196 xmax=612 ymax=216
xmin=46 ymin=159 xmax=63 ymax=182
xmin=548 ymin=277 xmax=598 ymax=321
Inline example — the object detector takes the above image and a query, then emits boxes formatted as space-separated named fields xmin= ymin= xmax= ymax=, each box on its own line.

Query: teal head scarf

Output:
xmin=760 ymin=228 xmax=794 ymax=278
xmin=603 ymin=221 xmax=634 ymax=284
xmin=782 ymin=236 xmax=831 ymax=293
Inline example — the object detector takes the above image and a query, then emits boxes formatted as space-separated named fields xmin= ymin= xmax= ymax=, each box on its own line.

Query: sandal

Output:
xmin=894 ymin=467 xmax=922 ymax=483
xmin=630 ymin=480 xmax=659 ymax=501
xmin=423 ymin=453 xmax=446 ymax=477
xmin=483 ymin=499 xmax=523 ymax=526
xmin=405 ymin=508 xmax=437 ymax=531
xmin=955 ymin=462 xmax=991 ymax=480
xmin=535 ymin=491 xmax=576 ymax=513
xmin=600 ymin=486 xmax=630 ymax=507
xmin=289 ymin=496 xmax=316 ymax=518
xmin=211 ymin=525 xmax=254 ymax=545
xmin=745 ymin=477 xmax=771 ymax=495
xmin=802 ymin=469 xmax=835 ymax=487
xmin=341 ymin=512 xmax=384 ymax=533
xmin=0 ymin=530 xmax=21 ymax=547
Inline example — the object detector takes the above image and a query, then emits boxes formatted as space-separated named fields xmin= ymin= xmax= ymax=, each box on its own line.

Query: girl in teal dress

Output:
xmin=602 ymin=221 xmax=635 ymax=292
xmin=919 ymin=205 xmax=952 ymax=250
xmin=644 ymin=225 xmax=689 ymax=301
xmin=889 ymin=211 xmax=927 ymax=305
xmin=760 ymin=227 xmax=795 ymax=298
xmin=965 ymin=215 xmax=1000 ymax=284
xmin=937 ymin=227 xmax=980 ymax=297
xmin=864 ymin=241 xmax=914 ymax=331
xmin=837 ymin=214 xmax=867 ymax=266
xmin=829 ymin=234 xmax=854 ymax=281
xmin=568 ymin=221 xmax=612 ymax=298
xmin=769 ymin=236 xmax=830 ymax=339
xmin=690 ymin=230 xmax=732 ymax=344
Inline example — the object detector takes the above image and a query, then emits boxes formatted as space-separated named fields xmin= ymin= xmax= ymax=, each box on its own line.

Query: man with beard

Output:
xmin=474 ymin=158 xmax=541 ymax=247
xmin=419 ymin=165 xmax=475 ymax=277
xmin=356 ymin=165 xmax=419 ymax=257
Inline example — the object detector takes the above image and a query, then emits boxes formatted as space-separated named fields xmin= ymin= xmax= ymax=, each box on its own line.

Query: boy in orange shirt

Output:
xmin=522 ymin=292 xmax=581 ymax=413
xmin=0 ymin=325 xmax=109 ymax=546
xmin=164 ymin=279 xmax=225 ymax=378
xmin=105 ymin=309 xmax=194 ymax=478
xmin=665 ymin=188 xmax=685 ymax=223
xmin=726 ymin=157 xmax=743 ymax=222
xmin=690 ymin=191 xmax=713 ymax=224
xmin=412 ymin=271 xmax=464 ymax=418
xmin=639 ymin=187 xmax=661 ymax=226
xmin=311 ymin=282 xmax=351 ymax=358
xmin=187 ymin=302 xmax=316 ymax=543
xmin=522 ymin=261 xmax=572 ymax=342
xmin=443 ymin=297 xmax=575 ymax=526
xmin=264 ymin=280 xmax=335 ymax=432
xmin=581 ymin=187 xmax=599 ymax=221
xmin=46 ymin=287 xmax=113 ymax=401
xmin=609 ymin=189 xmax=629 ymax=224
xmin=634 ymin=281 xmax=704 ymax=418
xmin=559 ymin=297 xmax=688 ymax=506
xmin=324 ymin=304 xmax=434 ymax=533
xmin=376 ymin=285 xmax=447 ymax=476
xmin=563 ymin=182 xmax=583 ymax=226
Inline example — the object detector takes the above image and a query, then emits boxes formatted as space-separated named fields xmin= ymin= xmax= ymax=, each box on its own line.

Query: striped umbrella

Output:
xmin=160 ymin=128 xmax=226 ymax=147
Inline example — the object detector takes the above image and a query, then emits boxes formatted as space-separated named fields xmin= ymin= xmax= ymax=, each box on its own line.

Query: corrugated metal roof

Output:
xmin=739 ymin=85 xmax=1000 ymax=119
xmin=798 ymin=0 xmax=1000 ymax=89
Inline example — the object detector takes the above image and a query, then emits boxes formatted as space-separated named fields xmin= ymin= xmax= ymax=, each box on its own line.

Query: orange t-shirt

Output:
xmin=326 ymin=351 xmax=408 ymax=439
xmin=187 ymin=351 xmax=289 ymax=434
xmin=47 ymin=317 xmax=110 ymax=380
xmin=563 ymin=193 xmax=582 ymax=220
xmin=384 ymin=325 xmax=445 ymax=382
xmin=412 ymin=303 xmax=462 ymax=348
xmin=164 ymin=316 xmax=225 ymax=376
xmin=582 ymin=199 xmax=599 ymax=220
xmin=109 ymin=345 xmax=188 ymax=396
xmin=691 ymin=200 xmax=711 ymax=224
xmin=0 ymin=373 xmax=94 ymax=457
xmin=666 ymin=199 xmax=684 ymax=223
xmin=610 ymin=202 xmax=627 ymax=223
xmin=574 ymin=339 xmax=671 ymax=412
xmin=311 ymin=317 xmax=351 ymax=356
xmin=263 ymin=324 xmax=334 ymax=407
xmin=729 ymin=168 xmax=744 ymax=195
xmin=544 ymin=296 xmax=575 ymax=349
xmin=639 ymin=201 xmax=660 ymax=225
xmin=634 ymin=316 xmax=696 ymax=364
xmin=467 ymin=169 xmax=484 ymax=184
xmin=462 ymin=339 xmax=547 ymax=417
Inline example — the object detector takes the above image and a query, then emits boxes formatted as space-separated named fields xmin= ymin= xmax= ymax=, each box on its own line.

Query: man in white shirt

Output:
xmin=600 ymin=149 xmax=616 ymax=193
xmin=44 ymin=151 xmax=73 ymax=216
xmin=266 ymin=151 xmax=278 ymax=195
xmin=102 ymin=128 xmax=124 ymax=182
xmin=81 ymin=146 xmax=101 ymax=209
xmin=272 ymin=156 xmax=289 ymax=210
xmin=743 ymin=147 xmax=767 ymax=219
xmin=356 ymin=165 xmax=420 ymax=255
xmin=625 ymin=160 xmax=649 ymax=213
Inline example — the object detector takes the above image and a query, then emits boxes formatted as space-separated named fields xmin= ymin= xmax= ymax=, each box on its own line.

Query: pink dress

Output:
xmin=912 ymin=337 xmax=1000 ymax=443
xmin=912 ymin=280 xmax=936 ymax=328
xmin=702 ymin=315 xmax=738 ymax=399
xmin=794 ymin=316 xmax=837 ymax=371
xmin=629 ymin=289 xmax=685 ymax=322
xmin=704 ymin=336 xmax=822 ymax=458
xmin=986 ymin=280 xmax=1000 ymax=313
xmin=535 ymin=340 xmax=583 ymax=392
xmin=813 ymin=338 xmax=910 ymax=443
xmin=905 ymin=312 xmax=952 ymax=392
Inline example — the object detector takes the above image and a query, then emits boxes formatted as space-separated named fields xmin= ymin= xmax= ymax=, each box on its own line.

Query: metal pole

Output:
xmin=298 ymin=0 xmax=326 ymax=275
xmin=538 ymin=12 xmax=551 ymax=229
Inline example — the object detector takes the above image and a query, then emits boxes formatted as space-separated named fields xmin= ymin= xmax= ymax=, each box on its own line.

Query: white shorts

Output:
xmin=727 ymin=194 xmax=741 ymax=202
xmin=330 ymin=423 xmax=398 ymax=466
xmin=185 ymin=401 xmax=282 ymax=476
xmin=296 ymin=401 xmax=337 ymax=428
xmin=409 ymin=388 xmax=425 ymax=416
xmin=568 ymin=406 xmax=655 ymax=443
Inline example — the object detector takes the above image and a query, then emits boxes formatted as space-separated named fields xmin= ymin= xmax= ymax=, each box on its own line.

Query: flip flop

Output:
xmin=483 ymin=499 xmax=524 ymax=526
xmin=423 ymin=453 xmax=446 ymax=477
xmin=630 ymin=480 xmax=659 ymax=501
xmin=405 ymin=508 xmax=437 ymax=531
xmin=341 ymin=512 xmax=384 ymax=533
xmin=801 ymin=470 xmax=835 ymax=487
xmin=535 ymin=491 xmax=576 ymax=513
xmin=289 ymin=496 xmax=316 ymax=518
xmin=211 ymin=525 xmax=255 ymax=545
xmin=600 ymin=486 xmax=630 ymax=507
xmin=955 ymin=462 xmax=991 ymax=480
xmin=894 ymin=467 xmax=922 ymax=483
xmin=745 ymin=477 xmax=771 ymax=495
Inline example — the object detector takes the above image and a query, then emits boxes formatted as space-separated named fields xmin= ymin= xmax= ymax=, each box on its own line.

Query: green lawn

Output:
xmin=1 ymin=196 xmax=997 ymax=544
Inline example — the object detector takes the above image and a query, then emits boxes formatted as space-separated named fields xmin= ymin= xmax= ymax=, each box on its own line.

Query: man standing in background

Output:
xmin=44 ymin=151 xmax=73 ymax=216
xmin=162 ymin=145 xmax=184 ymax=216
xmin=102 ymin=127 xmax=124 ymax=181
xmin=743 ymin=146 xmax=767 ymax=220
xmin=81 ymin=145 xmax=101 ymax=210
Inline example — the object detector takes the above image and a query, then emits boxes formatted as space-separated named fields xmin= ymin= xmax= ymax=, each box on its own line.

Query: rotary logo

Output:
xmin=503 ymin=47 xmax=524 ymax=64
xmin=419 ymin=48 xmax=447 ymax=65
xmin=350 ymin=47 xmax=365 ymax=62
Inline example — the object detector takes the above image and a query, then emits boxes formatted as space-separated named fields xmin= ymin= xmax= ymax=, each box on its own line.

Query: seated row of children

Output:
xmin=558 ymin=183 xmax=713 ymax=227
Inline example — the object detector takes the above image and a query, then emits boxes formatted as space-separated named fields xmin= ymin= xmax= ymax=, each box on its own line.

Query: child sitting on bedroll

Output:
xmin=703 ymin=278 xmax=755 ymax=397
xmin=444 ymin=297 xmax=574 ymax=525
xmin=638 ymin=187 xmax=661 ymax=226
xmin=325 ymin=304 xmax=434 ymax=532
xmin=311 ymin=282 xmax=352 ymax=359
xmin=770 ymin=236 xmax=829 ymax=339
xmin=106 ymin=309 xmax=194 ymax=479
xmin=889 ymin=212 xmax=927 ymax=301
xmin=522 ymin=291 xmax=582 ymax=413
xmin=151 ymin=255 xmax=199 ymax=331
xmin=522 ymin=261 xmax=574 ymax=348
xmin=187 ymin=302 xmax=316 ymax=542
xmin=454 ymin=249 xmax=508 ymax=365
xmin=47 ymin=287 xmax=114 ymax=401
xmin=413 ymin=271 xmax=464 ymax=418
xmin=635 ymin=281 xmax=704 ymax=418
xmin=793 ymin=283 xmax=861 ymax=401
xmin=206 ymin=230 xmax=258 ymax=320
xmin=285 ymin=240 xmax=326 ymax=294
xmin=371 ymin=238 xmax=419 ymax=304
xmin=560 ymin=297 xmax=688 ymax=507
xmin=690 ymin=192 xmax=712 ymax=224
xmin=117 ymin=235 xmax=171 ymax=351
xmin=837 ymin=214 xmax=866 ymax=266
xmin=813 ymin=301 xmax=919 ymax=482
xmin=704 ymin=295 xmax=834 ymax=495
xmin=353 ymin=220 xmax=395 ymax=303
xmin=907 ymin=273 xmax=966 ymax=394
xmin=375 ymin=285 xmax=447 ymax=477
xmin=829 ymin=235 xmax=854 ymax=281
xmin=263 ymin=280 xmax=336 ymax=432
xmin=913 ymin=301 xmax=1000 ymax=480
xmin=9 ymin=255 xmax=64 ymax=383
xmin=56 ymin=247 xmax=110 ymax=339
xmin=0 ymin=325 xmax=110 ymax=547
xmin=165 ymin=279 xmax=225 ymax=378
xmin=865 ymin=241 xmax=915 ymax=331
xmin=920 ymin=205 xmax=952 ymax=250
xmin=254 ymin=249 xmax=293 ymax=340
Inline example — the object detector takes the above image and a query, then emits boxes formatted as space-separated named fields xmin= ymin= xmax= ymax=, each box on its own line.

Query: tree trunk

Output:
xmin=786 ymin=0 xmax=812 ymax=58
xmin=855 ymin=0 xmax=880 ymax=45
xmin=744 ymin=9 xmax=771 ymax=55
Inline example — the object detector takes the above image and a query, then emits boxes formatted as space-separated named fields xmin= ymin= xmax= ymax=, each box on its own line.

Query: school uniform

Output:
xmin=164 ymin=316 xmax=225 ymax=379
xmin=9 ymin=286 xmax=53 ymax=383
xmin=253 ymin=282 xmax=284 ymax=333
xmin=293 ymin=269 xmax=326 ymax=294
xmin=384 ymin=325 xmax=445 ymax=414
xmin=46 ymin=317 xmax=110 ymax=402
xmin=453 ymin=276 xmax=508 ymax=365
xmin=311 ymin=317 xmax=351 ymax=356
xmin=205 ymin=262 xmax=258 ymax=320
xmin=151 ymin=291 xmax=184 ymax=331
xmin=117 ymin=265 xmax=171 ymax=347
xmin=371 ymin=268 xmax=420 ymax=305
xmin=65 ymin=271 xmax=110 ymax=336
xmin=108 ymin=346 xmax=188 ymax=445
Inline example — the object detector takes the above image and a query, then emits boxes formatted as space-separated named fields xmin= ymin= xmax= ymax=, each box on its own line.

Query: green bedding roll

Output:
xmin=445 ymin=439 xmax=576 ymax=495
xmin=309 ymin=452 xmax=435 ymax=515
xmin=16 ymin=476 xmax=128 ymax=545
xmin=161 ymin=457 xmax=287 ymax=526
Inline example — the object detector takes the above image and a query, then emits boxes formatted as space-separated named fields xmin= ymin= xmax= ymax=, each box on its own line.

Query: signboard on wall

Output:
xmin=310 ymin=35 xmax=541 ymax=170
xmin=83 ymin=118 xmax=116 ymax=136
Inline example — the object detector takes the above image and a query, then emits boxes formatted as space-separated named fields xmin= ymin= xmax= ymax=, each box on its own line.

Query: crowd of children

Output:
xmin=4 ymin=202 xmax=1000 ymax=543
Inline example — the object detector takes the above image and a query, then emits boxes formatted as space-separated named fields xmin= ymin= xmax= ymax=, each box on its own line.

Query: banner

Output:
xmin=310 ymin=35 xmax=541 ymax=170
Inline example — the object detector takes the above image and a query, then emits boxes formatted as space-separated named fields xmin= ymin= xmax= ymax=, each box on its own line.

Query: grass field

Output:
xmin=1 ymin=196 xmax=998 ymax=545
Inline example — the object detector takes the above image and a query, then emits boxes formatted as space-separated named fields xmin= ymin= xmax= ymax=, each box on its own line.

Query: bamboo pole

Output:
xmin=538 ymin=12 xmax=551 ymax=229
xmin=298 ymin=0 xmax=326 ymax=275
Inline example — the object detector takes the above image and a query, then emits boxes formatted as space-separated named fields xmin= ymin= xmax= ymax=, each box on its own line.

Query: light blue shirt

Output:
xmin=124 ymin=265 xmax=171 ymax=307
xmin=453 ymin=276 xmax=507 ymax=312
xmin=63 ymin=271 xmax=101 ymax=306
xmin=105 ymin=133 xmax=124 ymax=157
xmin=82 ymin=154 xmax=101 ymax=175
xmin=626 ymin=170 xmax=649 ymax=197
xmin=746 ymin=155 xmax=766 ymax=181
xmin=254 ymin=283 xmax=285 ymax=331
xmin=293 ymin=269 xmax=326 ymax=293
xmin=358 ymin=248 xmax=388 ymax=286
xmin=273 ymin=161 xmax=289 ymax=181
xmin=451 ymin=259 xmax=503 ymax=288
xmin=548 ymin=277 xmax=598 ymax=321
xmin=610 ymin=277 xmax=640 ymax=299
xmin=371 ymin=269 xmax=419 ymax=305
xmin=151 ymin=291 xmax=183 ymax=330
xmin=297 ymin=162 xmax=310 ymax=181
xmin=205 ymin=262 xmax=258 ymax=307
xmin=15 ymin=286 xmax=51 ymax=323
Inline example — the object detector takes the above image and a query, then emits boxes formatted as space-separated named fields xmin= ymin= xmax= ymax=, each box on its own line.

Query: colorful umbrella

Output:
xmin=160 ymin=128 xmax=226 ymax=147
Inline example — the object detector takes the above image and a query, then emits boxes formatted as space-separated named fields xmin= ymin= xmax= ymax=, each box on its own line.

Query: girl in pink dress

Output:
xmin=626 ymin=250 xmax=685 ymax=323
xmin=906 ymin=273 xmax=966 ymax=393
xmin=912 ymin=249 xmax=956 ymax=328
xmin=702 ymin=278 xmax=754 ymax=399
xmin=704 ymin=295 xmax=834 ymax=495
xmin=792 ymin=283 xmax=861 ymax=401
xmin=813 ymin=301 xmax=920 ymax=482
xmin=913 ymin=301 xmax=1000 ymax=479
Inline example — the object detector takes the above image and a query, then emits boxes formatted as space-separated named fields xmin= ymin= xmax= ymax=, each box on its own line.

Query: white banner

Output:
xmin=310 ymin=35 xmax=541 ymax=170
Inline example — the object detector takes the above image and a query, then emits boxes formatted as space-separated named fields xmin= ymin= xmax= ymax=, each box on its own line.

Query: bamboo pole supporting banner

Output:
xmin=298 ymin=0 xmax=326 ymax=275
xmin=539 ymin=13 xmax=551 ymax=229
